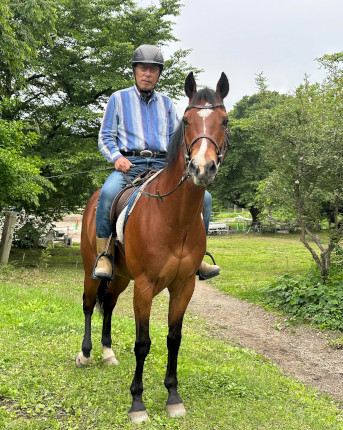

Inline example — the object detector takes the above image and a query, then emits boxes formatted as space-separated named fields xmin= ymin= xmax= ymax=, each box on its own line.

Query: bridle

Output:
xmin=136 ymin=102 xmax=230 ymax=201
xmin=182 ymin=103 xmax=231 ymax=167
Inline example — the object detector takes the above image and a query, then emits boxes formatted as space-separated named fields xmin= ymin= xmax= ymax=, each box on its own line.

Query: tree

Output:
xmin=257 ymin=54 xmax=343 ymax=281
xmin=0 ymin=0 xmax=195 ymax=221
xmin=0 ymin=104 xmax=53 ymax=209
xmin=0 ymin=0 xmax=57 ymax=99
xmin=0 ymin=1 xmax=56 ymax=210
xmin=210 ymin=74 xmax=286 ymax=223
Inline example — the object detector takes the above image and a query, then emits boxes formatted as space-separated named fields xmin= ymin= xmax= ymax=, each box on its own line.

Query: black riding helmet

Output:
xmin=132 ymin=45 xmax=164 ymax=96
xmin=131 ymin=44 xmax=164 ymax=72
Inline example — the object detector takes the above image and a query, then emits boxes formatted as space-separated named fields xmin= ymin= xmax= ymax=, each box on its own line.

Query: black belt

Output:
xmin=121 ymin=150 xmax=167 ymax=159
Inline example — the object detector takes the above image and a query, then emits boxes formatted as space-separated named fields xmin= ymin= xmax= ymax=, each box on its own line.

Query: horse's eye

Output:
xmin=182 ymin=117 xmax=189 ymax=125
xmin=222 ymin=117 xmax=228 ymax=126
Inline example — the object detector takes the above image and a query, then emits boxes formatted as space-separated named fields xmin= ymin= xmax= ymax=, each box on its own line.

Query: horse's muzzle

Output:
xmin=187 ymin=158 xmax=218 ymax=187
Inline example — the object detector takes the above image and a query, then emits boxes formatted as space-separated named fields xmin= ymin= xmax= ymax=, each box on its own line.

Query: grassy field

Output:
xmin=207 ymin=233 xmax=314 ymax=303
xmin=1 ymin=239 xmax=342 ymax=429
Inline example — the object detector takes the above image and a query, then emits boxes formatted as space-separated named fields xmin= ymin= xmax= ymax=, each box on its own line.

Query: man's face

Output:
xmin=134 ymin=63 xmax=160 ymax=92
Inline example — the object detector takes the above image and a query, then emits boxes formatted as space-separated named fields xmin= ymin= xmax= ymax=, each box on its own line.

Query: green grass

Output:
xmin=206 ymin=233 xmax=314 ymax=303
xmin=0 ymin=244 xmax=342 ymax=428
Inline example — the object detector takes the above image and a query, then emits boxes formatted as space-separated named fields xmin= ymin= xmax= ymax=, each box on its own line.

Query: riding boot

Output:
xmin=93 ymin=237 xmax=113 ymax=279
xmin=198 ymin=251 xmax=220 ymax=280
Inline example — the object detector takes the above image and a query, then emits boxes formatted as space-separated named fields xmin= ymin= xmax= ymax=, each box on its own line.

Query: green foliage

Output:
xmin=256 ymin=54 xmax=343 ymax=280
xmin=0 ymin=0 xmax=195 ymax=220
xmin=38 ymin=245 xmax=53 ymax=268
xmin=0 ymin=0 xmax=56 ymax=95
xmin=210 ymin=80 xmax=287 ymax=221
xmin=262 ymin=264 xmax=343 ymax=331
xmin=257 ymin=78 xmax=343 ymax=223
xmin=0 ymin=103 xmax=54 ymax=209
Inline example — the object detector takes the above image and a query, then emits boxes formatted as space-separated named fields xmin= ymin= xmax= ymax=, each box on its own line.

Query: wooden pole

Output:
xmin=0 ymin=211 xmax=17 ymax=264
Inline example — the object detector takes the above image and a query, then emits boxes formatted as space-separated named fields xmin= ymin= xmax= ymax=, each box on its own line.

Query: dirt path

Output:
xmin=57 ymin=215 xmax=343 ymax=404
xmin=191 ymin=281 xmax=343 ymax=404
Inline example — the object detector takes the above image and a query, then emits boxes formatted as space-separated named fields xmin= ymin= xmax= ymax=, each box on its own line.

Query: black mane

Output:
xmin=166 ymin=87 xmax=217 ymax=166
xmin=166 ymin=120 xmax=183 ymax=166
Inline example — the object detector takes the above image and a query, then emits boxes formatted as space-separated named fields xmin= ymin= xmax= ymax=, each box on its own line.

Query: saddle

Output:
xmin=109 ymin=167 xmax=161 ymax=239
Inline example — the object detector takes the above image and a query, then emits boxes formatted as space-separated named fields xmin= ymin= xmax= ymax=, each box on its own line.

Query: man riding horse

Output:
xmin=94 ymin=44 xmax=220 ymax=280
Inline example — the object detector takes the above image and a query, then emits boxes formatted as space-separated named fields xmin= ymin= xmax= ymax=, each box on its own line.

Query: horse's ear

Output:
xmin=185 ymin=72 xmax=197 ymax=100
xmin=216 ymin=72 xmax=229 ymax=99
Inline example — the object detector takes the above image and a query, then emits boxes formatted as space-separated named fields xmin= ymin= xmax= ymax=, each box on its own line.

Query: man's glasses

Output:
xmin=137 ymin=64 xmax=160 ymax=73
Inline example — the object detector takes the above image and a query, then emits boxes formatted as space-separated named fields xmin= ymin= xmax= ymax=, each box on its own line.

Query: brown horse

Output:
xmin=76 ymin=71 xmax=230 ymax=422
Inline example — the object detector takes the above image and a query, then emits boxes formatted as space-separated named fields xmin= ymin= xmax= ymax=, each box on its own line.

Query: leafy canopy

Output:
xmin=0 ymin=0 xmax=194 ymax=220
xmin=210 ymin=74 xmax=286 ymax=221
xmin=257 ymin=53 xmax=343 ymax=280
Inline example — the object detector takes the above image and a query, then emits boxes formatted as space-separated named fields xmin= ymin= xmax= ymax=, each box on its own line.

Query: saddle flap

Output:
xmin=110 ymin=168 xmax=163 ymax=240
xmin=110 ymin=186 xmax=136 ymax=234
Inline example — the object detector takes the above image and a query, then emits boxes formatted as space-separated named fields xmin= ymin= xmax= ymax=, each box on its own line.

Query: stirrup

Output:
xmin=91 ymin=252 xmax=114 ymax=281
xmin=197 ymin=251 xmax=220 ymax=281
xmin=204 ymin=251 xmax=217 ymax=265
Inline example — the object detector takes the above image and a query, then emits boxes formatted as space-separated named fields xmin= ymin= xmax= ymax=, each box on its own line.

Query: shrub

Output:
xmin=261 ymin=259 xmax=343 ymax=331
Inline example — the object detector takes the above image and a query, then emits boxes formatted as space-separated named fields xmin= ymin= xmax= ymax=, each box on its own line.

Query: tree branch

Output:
xmin=93 ymin=87 xmax=113 ymax=100
xmin=27 ymin=73 xmax=45 ymax=82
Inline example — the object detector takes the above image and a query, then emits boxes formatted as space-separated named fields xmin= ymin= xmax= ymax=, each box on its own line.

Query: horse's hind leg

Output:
xmin=165 ymin=278 xmax=195 ymax=418
xmin=75 ymin=277 xmax=100 ymax=367
xmin=100 ymin=275 xmax=130 ymax=365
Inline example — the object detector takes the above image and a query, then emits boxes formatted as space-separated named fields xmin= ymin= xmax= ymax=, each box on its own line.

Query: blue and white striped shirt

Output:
xmin=98 ymin=85 xmax=179 ymax=163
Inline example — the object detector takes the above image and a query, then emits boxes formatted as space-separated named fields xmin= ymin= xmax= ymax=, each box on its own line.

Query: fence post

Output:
xmin=0 ymin=211 xmax=17 ymax=264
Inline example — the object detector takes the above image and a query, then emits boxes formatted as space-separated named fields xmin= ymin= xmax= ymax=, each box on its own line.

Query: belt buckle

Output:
xmin=140 ymin=149 xmax=153 ymax=158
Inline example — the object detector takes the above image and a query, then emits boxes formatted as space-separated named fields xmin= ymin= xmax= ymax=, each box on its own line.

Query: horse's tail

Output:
xmin=95 ymin=280 xmax=108 ymax=315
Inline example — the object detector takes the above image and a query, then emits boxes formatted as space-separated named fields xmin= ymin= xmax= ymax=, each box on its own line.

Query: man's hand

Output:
xmin=114 ymin=157 xmax=134 ymax=173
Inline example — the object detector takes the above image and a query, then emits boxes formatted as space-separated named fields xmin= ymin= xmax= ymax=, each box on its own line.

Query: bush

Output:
xmin=261 ymin=262 xmax=343 ymax=331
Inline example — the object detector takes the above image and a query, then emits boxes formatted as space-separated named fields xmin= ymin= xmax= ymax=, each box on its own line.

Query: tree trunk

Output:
xmin=249 ymin=206 xmax=260 ymax=224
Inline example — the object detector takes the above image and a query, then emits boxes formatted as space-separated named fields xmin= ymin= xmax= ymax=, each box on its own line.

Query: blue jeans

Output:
xmin=95 ymin=156 xmax=212 ymax=238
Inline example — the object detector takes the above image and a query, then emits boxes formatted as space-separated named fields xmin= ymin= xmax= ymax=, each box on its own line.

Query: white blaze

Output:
xmin=195 ymin=106 xmax=213 ymax=170
xmin=197 ymin=108 xmax=213 ymax=119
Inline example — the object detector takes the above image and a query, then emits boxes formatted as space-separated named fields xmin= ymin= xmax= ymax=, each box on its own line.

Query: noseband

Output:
xmin=182 ymin=104 xmax=230 ymax=167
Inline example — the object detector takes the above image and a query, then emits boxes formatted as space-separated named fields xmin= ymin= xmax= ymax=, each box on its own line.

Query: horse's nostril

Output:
xmin=207 ymin=160 xmax=217 ymax=176
xmin=188 ymin=159 xmax=199 ymax=176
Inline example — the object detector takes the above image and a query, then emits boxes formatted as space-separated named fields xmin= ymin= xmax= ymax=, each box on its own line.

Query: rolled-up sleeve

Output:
xmin=98 ymin=94 xmax=122 ymax=163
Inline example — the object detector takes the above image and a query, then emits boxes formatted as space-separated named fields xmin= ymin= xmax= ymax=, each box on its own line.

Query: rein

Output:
xmin=136 ymin=173 xmax=189 ymax=202
xmin=123 ymin=169 xmax=189 ymax=203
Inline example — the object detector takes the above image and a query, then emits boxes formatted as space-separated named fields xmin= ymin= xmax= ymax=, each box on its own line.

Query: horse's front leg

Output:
xmin=75 ymin=278 xmax=100 ymax=367
xmin=165 ymin=276 xmax=195 ymax=418
xmin=129 ymin=281 xmax=153 ymax=423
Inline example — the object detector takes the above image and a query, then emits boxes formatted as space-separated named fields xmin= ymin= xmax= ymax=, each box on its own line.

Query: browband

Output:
xmin=184 ymin=103 xmax=225 ymax=112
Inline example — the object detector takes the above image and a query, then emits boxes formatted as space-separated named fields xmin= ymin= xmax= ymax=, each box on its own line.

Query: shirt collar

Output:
xmin=133 ymin=85 xmax=157 ymax=102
